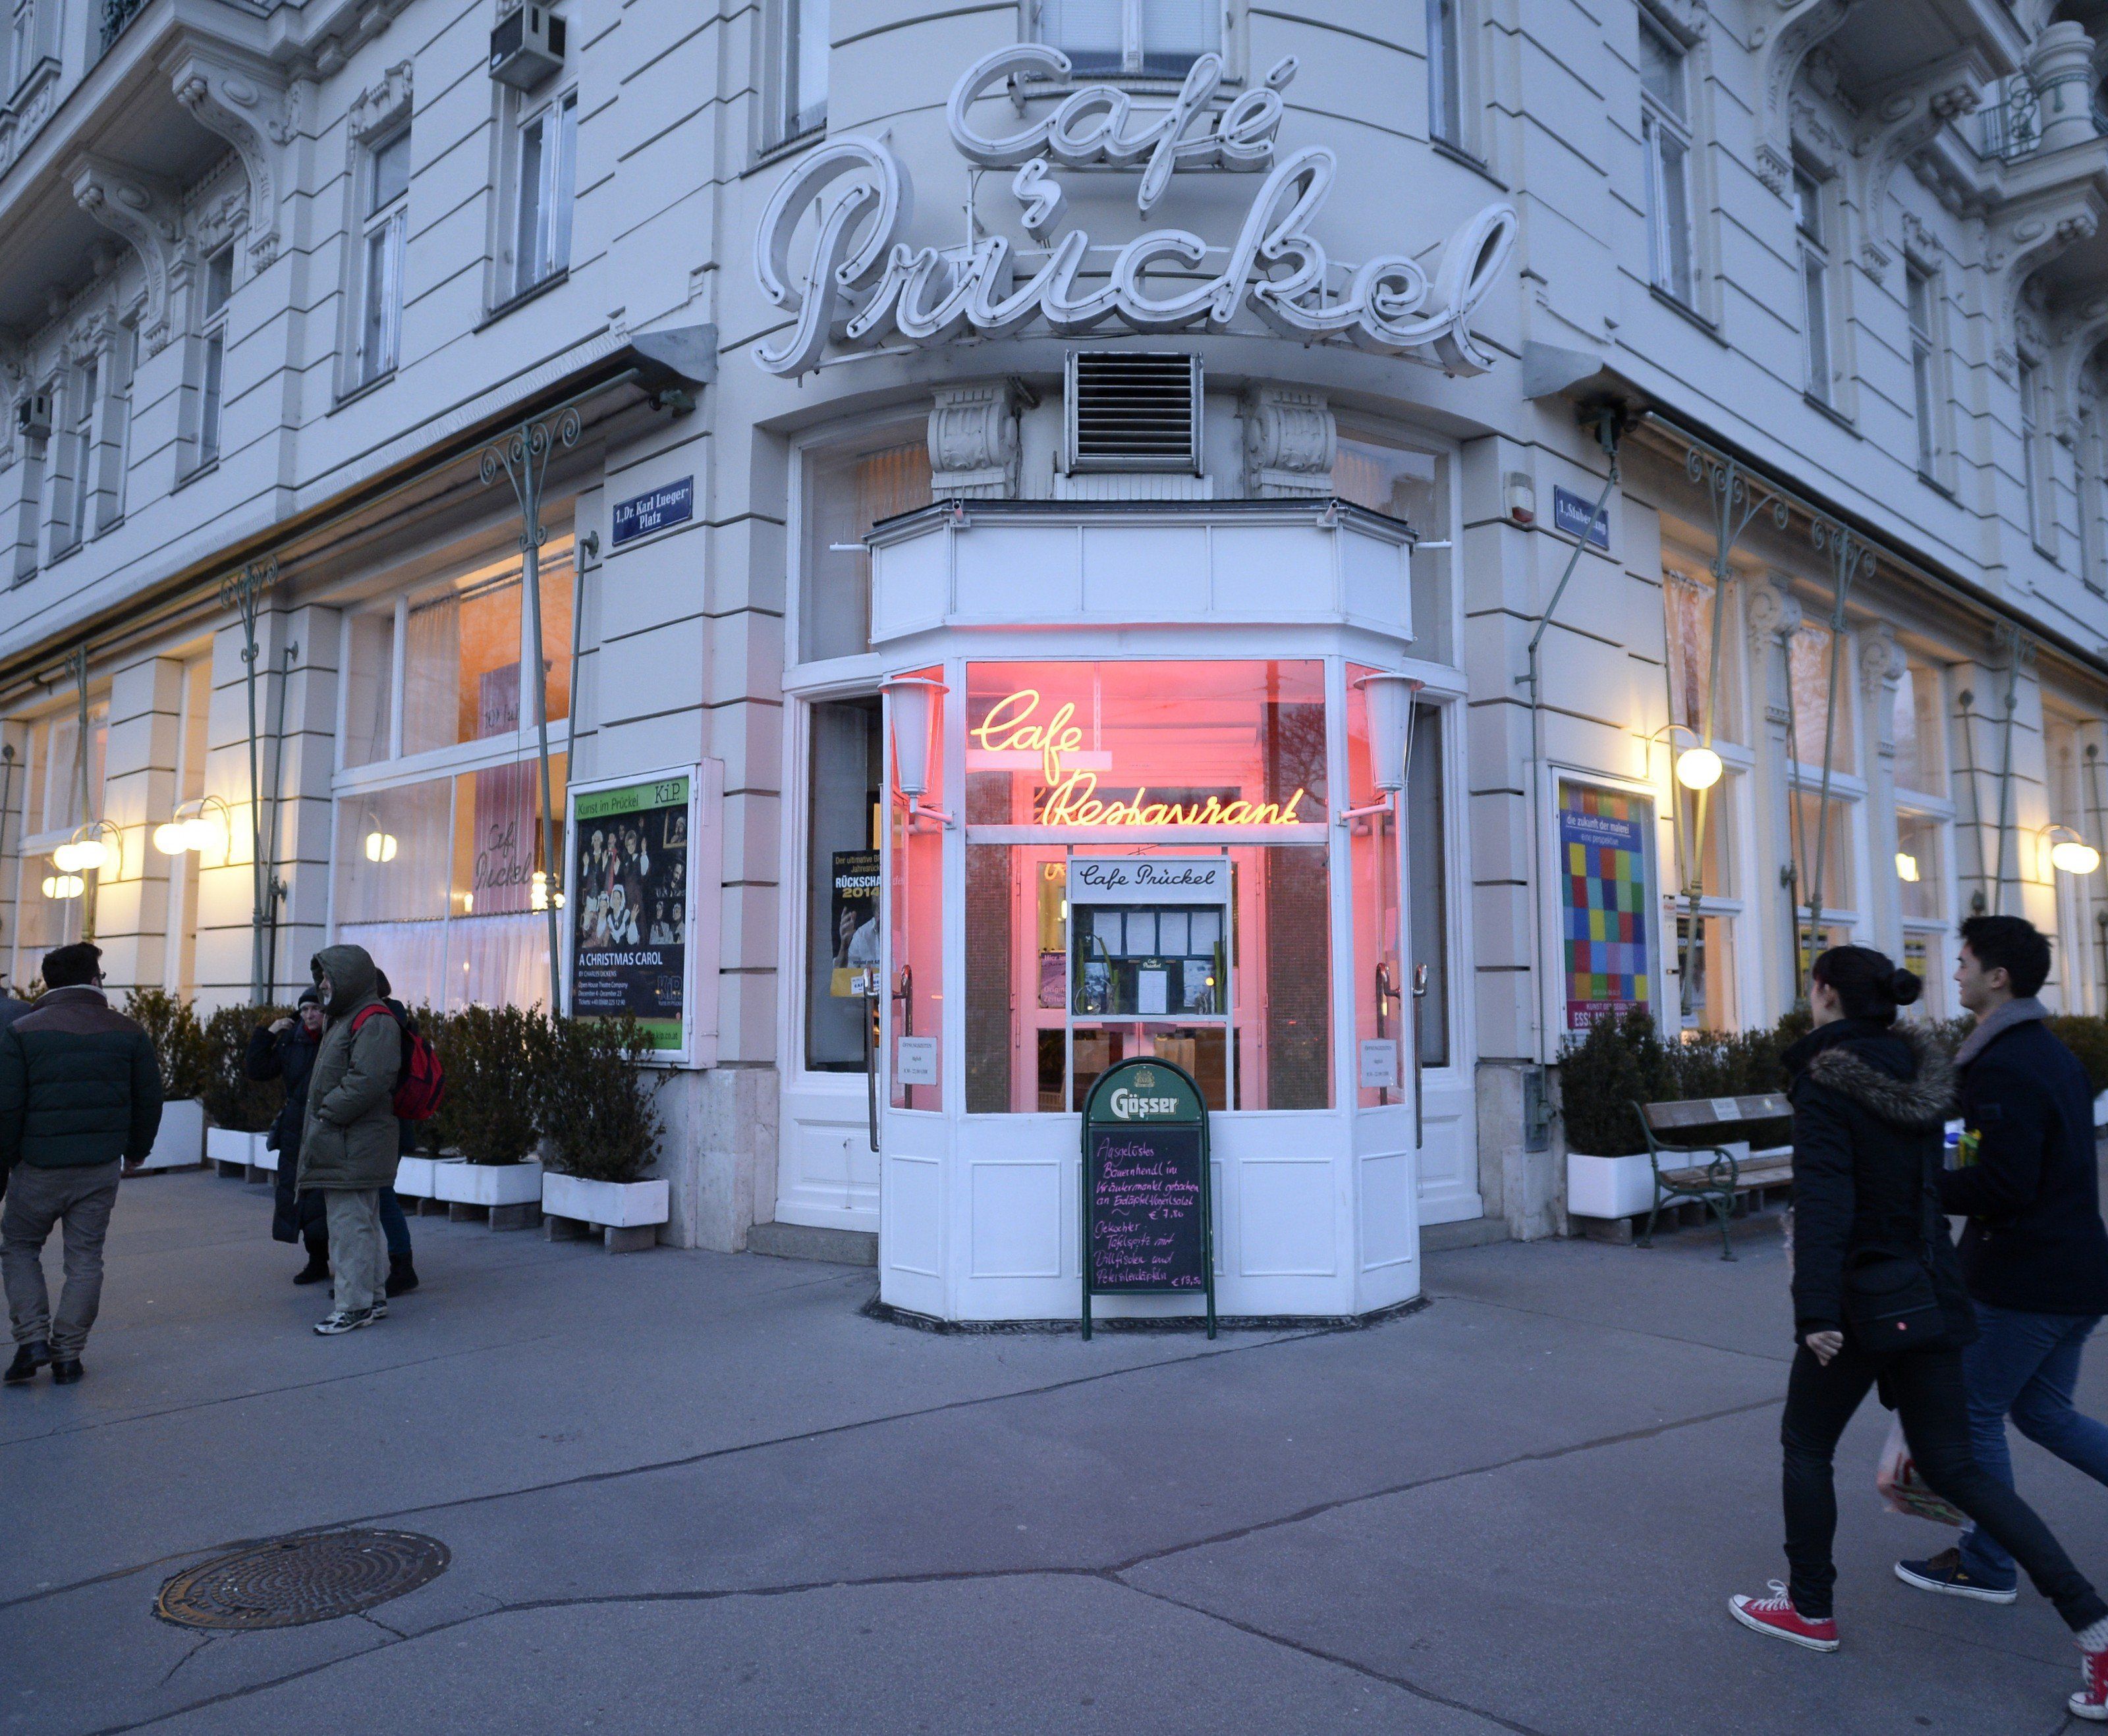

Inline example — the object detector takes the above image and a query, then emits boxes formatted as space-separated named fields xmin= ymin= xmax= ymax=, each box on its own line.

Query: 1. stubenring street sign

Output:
xmin=753 ymin=45 xmax=1518 ymax=378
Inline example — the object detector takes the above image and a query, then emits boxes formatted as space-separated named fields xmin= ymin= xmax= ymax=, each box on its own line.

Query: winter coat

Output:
xmin=296 ymin=944 xmax=402 ymax=1193
xmin=1785 ymin=1017 xmax=1973 ymax=1349
xmin=249 ymin=1018 xmax=322 ymax=1243
xmin=0 ymin=985 xmax=163 ymax=1181
xmin=1939 ymin=1015 xmax=2108 ymax=1316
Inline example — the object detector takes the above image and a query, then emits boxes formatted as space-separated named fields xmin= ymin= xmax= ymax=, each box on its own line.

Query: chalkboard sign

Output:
xmin=1080 ymin=1056 xmax=1215 ymax=1340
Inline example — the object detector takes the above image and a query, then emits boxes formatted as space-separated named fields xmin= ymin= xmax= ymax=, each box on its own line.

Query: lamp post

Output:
xmin=1646 ymin=721 xmax=1725 ymax=1022
xmin=220 ymin=558 xmax=285 ymax=1006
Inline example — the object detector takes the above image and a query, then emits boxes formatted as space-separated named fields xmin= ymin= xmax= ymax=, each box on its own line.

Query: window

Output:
xmin=2020 ymin=357 xmax=2047 ymax=550
xmin=513 ymin=90 xmax=576 ymax=298
xmin=1663 ymin=568 xmax=1737 ymax=745
xmin=1426 ymin=0 xmax=1464 ymax=147
xmin=198 ymin=244 xmax=233 ymax=467
xmin=797 ymin=424 xmax=931 ymax=663
xmin=1787 ymin=621 xmax=1854 ymax=774
xmin=804 ymin=697 xmax=881 ymax=1074
xmin=1639 ymin=17 xmax=1694 ymax=304
xmin=1895 ymin=812 xmax=1943 ymax=923
xmin=356 ymin=130 xmax=410 ymax=386
xmin=779 ymin=0 xmax=827 ymax=139
xmin=1332 ymin=426 xmax=1451 ymax=663
xmin=1041 ymin=0 xmax=1217 ymax=79
xmin=63 ymin=358 xmax=96 ymax=550
xmin=1795 ymin=167 xmax=1833 ymax=403
xmin=961 ymin=660 xmax=1331 ymax=1113
xmin=9 ymin=5 xmax=28 ymax=92
xmin=1892 ymin=657 xmax=1943 ymax=796
xmin=1907 ymin=265 xmax=1941 ymax=478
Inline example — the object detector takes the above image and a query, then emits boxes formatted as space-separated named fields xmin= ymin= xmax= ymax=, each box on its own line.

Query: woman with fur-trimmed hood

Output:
xmin=1729 ymin=946 xmax=2108 ymax=1723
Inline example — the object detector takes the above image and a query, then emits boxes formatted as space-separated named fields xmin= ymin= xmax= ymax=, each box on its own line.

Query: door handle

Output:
xmin=1411 ymin=963 xmax=1429 ymax=1151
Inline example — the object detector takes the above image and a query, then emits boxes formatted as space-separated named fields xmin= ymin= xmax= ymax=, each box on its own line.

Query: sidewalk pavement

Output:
xmin=3 ymin=1173 xmax=2104 ymax=1735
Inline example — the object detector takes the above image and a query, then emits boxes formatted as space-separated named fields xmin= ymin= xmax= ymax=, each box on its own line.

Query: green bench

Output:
xmin=1631 ymin=1093 xmax=1794 ymax=1262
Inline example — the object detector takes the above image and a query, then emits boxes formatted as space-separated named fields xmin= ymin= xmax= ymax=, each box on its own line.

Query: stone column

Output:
xmin=2029 ymin=21 xmax=2099 ymax=154
xmin=1858 ymin=624 xmax=1906 ymax=962
xmin=1746 ymin=575 xmax=1802 ymax=1017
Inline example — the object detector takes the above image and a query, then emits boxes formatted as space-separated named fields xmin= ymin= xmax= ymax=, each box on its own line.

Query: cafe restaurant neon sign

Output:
xmin=970 ymin=689 xmax=1311 ymax=828
xmin=752 ymin=45 xmax=1517 ymax=378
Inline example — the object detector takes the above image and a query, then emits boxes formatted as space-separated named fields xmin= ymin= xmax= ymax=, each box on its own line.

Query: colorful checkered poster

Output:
xmin=1559 ymin=783 xmax=1652 ymax=1031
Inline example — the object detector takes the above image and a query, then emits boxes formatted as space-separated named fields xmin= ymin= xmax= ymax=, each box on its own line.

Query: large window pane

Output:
xmin=806 ymin=697 xmax=881 ymax=1073
xmin=1893 ymin=659 xmax=1943 ymax=795
xmin=1787 ymin=623 xmax=1854 ymax=774
xmin=1791 ymin=788 xmax=1853 ymax=917
xmin=1896 ymin=813 xmax=1942 ymax=921
xmin=801 ymin=431 xmax=930 ymax=664
xmin=343 ymin=610 xmax=394 ymax=768
xmin=889 ymin=668 xmax=944 ymax=1110
xmin=964 ymin=661 xmax=1327 ymax=826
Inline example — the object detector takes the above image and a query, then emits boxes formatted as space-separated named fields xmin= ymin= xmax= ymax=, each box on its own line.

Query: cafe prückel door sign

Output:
xmin=752 ymin=45 xmax=1518 ymax=378
xmin=1080 ymin=1056 xmax=1216 ymax=1341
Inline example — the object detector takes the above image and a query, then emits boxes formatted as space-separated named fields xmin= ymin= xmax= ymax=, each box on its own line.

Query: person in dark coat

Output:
xmin=370 ymin=971 xmax=418 ymax=1297
xmin=0 ymin=943 xmax=163 ymax=1386
xmin=248 ymin=987 xmax=327 ymax=1282
xmin=1895 ymin=915 xmax=2108 ymax=1607
xmin=1730 ymin=946 xmax=2108 ymax=1725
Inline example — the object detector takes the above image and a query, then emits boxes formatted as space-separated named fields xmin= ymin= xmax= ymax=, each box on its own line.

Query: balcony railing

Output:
xmin=1980 ymin=75 xmax=2043 ymax=161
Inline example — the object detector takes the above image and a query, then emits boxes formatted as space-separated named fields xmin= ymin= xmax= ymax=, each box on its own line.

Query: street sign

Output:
xmin=1080 ymin=1055 xmax=1215 ymax=1340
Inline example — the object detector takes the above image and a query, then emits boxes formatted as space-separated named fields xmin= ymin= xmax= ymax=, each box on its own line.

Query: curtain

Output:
xmin=334 ymin=915 xmax=549 ymax=1015
xmin=401 ymin=591 xmax=460 ymax=755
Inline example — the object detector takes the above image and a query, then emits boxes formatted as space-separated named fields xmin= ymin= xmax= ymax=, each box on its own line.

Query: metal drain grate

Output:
xmin=155 ymin=1530 xmax=450 ymax=1629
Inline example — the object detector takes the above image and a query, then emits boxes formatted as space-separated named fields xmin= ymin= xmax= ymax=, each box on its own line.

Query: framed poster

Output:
xmin=565 ymin=761 xmax=723 ymax=1067
xmin=1555 ymin=780 xmax=1654 ymax=1033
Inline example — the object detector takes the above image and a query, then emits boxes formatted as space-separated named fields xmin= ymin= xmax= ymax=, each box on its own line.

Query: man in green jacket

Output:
xmin=300 ymin=944 xmax=404 ymax=1335
xmin=1 ymin=942 xmax=163 ymax=1385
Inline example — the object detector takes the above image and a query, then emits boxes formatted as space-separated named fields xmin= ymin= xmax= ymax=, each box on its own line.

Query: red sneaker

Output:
xmin=2071 ymin=1648 xmax=2108 ymax=1722
xmin=1729 ymin=1581 xmax=1839 ymax=1652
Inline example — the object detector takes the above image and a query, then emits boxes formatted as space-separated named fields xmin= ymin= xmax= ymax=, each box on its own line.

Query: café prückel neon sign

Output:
xmin=753 ymin=45 xmax=1518 ymax=377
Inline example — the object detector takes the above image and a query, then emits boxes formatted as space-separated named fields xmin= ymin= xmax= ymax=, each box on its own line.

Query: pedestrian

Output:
xmin=1894 ymin=915 xmax=2108 ymax=1613
xmin=0 ymin=943 xmax=163 ymax=1386
xmin=299 ymin=944 xmax=403 ymax=1336
xmin=247 ymin=987 xmax=327 ymax=1282
xmin=370 ymin=969 xmax=418 ymax=1297
xmin=1729 ymin=945 xmax=2108 ymax=1723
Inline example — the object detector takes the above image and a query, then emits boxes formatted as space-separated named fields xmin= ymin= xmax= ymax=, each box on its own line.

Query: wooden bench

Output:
xmin=1632 ymin=1094 xmax=1794 ymax=1262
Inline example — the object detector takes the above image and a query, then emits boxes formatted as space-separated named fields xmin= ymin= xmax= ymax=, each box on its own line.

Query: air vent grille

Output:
xmin=1066 ymin=352 xmax=1202 ymax=474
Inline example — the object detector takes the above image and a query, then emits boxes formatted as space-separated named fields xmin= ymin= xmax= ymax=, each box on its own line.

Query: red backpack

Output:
xmin=350 ymin=1002 xmax=447 ymax=1122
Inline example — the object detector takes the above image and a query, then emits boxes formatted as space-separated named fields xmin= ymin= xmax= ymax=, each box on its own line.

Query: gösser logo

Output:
xmin=752 ymin=44 xmax=1518 ymax=378
xmin=1109 ymin=1087 xmax=1179 ymax=1119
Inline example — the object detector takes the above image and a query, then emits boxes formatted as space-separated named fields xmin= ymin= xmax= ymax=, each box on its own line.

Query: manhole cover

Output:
xmin=155 ymin=1530 xmax=449 ymax=1629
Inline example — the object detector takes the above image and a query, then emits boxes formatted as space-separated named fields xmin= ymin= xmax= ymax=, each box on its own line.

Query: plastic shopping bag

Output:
xmin=1877 ymin=1414 xmax=1965 ymax=1527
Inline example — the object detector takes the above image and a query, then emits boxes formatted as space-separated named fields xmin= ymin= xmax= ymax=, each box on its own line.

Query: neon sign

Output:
xmin=970 ymin=689 xmax=1312 ymax=828
xmin=752 ymin=45 xmax=1517 ymax=378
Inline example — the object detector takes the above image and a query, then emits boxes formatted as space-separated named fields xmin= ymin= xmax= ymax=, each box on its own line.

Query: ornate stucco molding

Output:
xmin=169 ymin=47 xmax=289 ymax=272
xmin=1754 ymin=0 xmax=1859 ymax=198
xmin=1988 ymin=194 xmax=2103 ymax=381
xmin=1848 ymin=51 xmax=1988 ymax=279
xmin=928 ymin=381 xmax=1022 ymax=499
xmin=68 ymin=157 xmax=187 ymax=356
xmin=1240 ymin=383 xmax=1335 ymax=498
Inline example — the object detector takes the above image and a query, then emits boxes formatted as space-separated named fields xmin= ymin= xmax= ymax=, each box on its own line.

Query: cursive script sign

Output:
xmin=753 ymin=45 xmax=1516 ymax=377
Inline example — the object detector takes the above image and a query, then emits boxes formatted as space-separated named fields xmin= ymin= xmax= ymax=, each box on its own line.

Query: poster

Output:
xmin=1558 ymin=782 xmax=1651 ymax=1032
xmin=828 ymin=848 xmax=881 ymax=997
xmin=569 ymin=773 xmax=692 ymax=1050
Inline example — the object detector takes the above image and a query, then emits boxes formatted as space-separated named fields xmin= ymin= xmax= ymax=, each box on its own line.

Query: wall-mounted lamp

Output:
xmin=881 ymin=673 xmax=955 ymax=829
xmin=1895 ymin=852 xmax=1922 ymax=884
xmin=52 ymin=817 xmax=121 ymax=877
xmin=152 ymin=795 xmax=234 ymax=859
xmin=2045 ymin=823 xmax=2101 ymax=877
xmin=364 ymin=828 xmax=399 ymax=863
xmin=40 ymin=873 xmax=82 ymax=900
xmin=1338 ymin=671 xmax=1425 ymax=824
xmin=1647 ymin=722 xmax=1722 ymax=792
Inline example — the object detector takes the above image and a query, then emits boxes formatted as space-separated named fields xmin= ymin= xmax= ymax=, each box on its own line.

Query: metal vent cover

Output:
xmin=1065 ymin=352 xmax=1202 ymax=474
xmin=155 ymin=1530 xmax=451 ymax=1629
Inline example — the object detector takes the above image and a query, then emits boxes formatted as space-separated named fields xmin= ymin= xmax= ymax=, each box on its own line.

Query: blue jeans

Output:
xmin=377 ymin=1188 xmax=412 ymax=1262
xmin=1958 ymin=1302 xmax=2108 ymax=1587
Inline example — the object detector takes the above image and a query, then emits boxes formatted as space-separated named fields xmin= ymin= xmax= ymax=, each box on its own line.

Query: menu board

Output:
xmin=1087 ymin=1124 xmax=1206 ymax=1292
xmin=1080 ymin=1056 xmax=1215 ymax=1340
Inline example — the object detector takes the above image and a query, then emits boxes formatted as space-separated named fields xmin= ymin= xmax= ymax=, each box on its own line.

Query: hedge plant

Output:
xmin=122 ymin=987 xmax=211 ymax=1102
xmin=535 ymin=1015 xmax=664 ymax=1185
xmin=202 ymin=1003 xmax=294 ymax=1130
xmin=426 ymin=1003 xmax=543 ymax=1164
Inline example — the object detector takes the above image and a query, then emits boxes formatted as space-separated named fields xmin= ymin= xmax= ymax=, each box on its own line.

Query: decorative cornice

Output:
xmin=1755 ymin=0 xmax=1858 ymax=199
xmin=1850 ymin=51 xmax=1988 ymax=265
xmin=67 ymin=156 xmax=186 ymax=356
xmin=1241 ymin=382 xmax=1335 ymax=498
xmin=928 ymin=380 xmax=1021 ymax=500
xmin=169 ymin=47 xmax=289 ymax=272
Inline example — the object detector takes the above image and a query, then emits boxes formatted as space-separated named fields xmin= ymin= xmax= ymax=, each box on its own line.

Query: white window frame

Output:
xmin=59 ymin=356 xmax=97 ymax=553
xmin=1639 ymin=14 xmax=1696 ymax=306
xmin=354 ymin=129 xmax=410 ymax=389
xmin=511 ymin=87 xmax=578 ymax=300
xmin=1906 ymin=263 xmax=1945 ymax=481
xmin=1795 ymin=165 xmax=1836 ymax=405
xmin=2020 ymin=355 xmax=2054 ymax=557
xmin=773 ymin=0 xmax=829 ymax=143
xmin=1038 ymin=0 xmax=1221 ymax=82
xmin=1426 ymin=0 xmax=1466 ymax=150
xmin=196 ymin=242 xmax=234 ymax=470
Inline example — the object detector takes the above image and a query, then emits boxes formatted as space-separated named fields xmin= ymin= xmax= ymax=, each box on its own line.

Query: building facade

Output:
xmin=1 ymin=0 xmax=2106 ymax=1320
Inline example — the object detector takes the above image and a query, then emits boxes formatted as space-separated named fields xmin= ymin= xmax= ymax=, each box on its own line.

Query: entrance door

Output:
xmin=776 ymin=695 xmax=884 ymax=1230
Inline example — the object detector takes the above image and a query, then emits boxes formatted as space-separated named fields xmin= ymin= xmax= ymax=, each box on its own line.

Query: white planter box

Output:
xmin=250 ymin=1141 xmax=279 ymax=1173
xmin=395 ymin=1155 xmax=436 ymax=1199
xmin=433 ymin=1158 xmax=543 ymax=1207
xmin=136 ymin=1099 xmax=206 ymax=1170
xmin=543 ymin=1172 xmax=669 ymax=1228
xmin=1566 ymin=1151 xmax=1656 ymax=1220
xmin=206 ymin=1127 xmax=267 ymax=1170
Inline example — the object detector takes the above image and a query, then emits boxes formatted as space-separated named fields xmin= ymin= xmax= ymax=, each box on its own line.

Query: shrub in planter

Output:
xmin=536 ymin=1016 xmax=663 ymax=1185
xmin=122 ymin=987 xmax=211 ymax=1103
xmin=202 ymin=1002 xmax=292 ymax=1131
xmin=429 ymin=1003 xmax=543 ymax=1164
xmin=1556 ymin=1007 xmax=1673 ymax=1157
xmin=2048 ymin=1015 xmax=2108 ymax=1094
